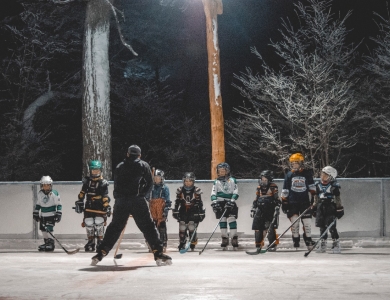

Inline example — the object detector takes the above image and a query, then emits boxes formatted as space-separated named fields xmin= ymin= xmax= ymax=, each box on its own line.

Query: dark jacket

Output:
xmin=113 ymin=157 xmax=153 ymax=199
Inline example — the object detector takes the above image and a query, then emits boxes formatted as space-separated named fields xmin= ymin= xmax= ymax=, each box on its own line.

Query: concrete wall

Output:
xmin=1 ymin=178 xmax=389 ymax=239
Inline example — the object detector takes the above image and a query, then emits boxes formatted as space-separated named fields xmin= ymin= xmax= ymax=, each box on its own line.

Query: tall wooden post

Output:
xmin=202 ymin=0 xmax=225 ymax=179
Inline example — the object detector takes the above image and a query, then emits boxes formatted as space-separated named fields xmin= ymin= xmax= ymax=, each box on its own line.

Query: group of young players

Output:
xmin=32 ymin=149 xmax=344 ymax=265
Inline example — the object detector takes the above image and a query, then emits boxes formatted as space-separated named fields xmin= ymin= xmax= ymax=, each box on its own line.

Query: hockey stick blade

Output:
xmin=114 ymin=253 xmax=123 ymax=259
xmin=246 ymin=249 xmax=262 ymax=255
xmin=179 ymin=247 xmax=190 ymax=254
xmin=66 ymin=248 xmax=80 ymax=255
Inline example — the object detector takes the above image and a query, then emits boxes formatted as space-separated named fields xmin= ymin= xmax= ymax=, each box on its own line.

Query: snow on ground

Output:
xmin=1 ymin=244 xmax=390 ymax=300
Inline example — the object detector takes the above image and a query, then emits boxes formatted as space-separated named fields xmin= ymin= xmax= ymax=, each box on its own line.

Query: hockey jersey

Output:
xmin=211 ymin=177 xmax=239 ymax=202
xmin=34 ymin=190 xmax=62 ymax=217
xmin=281 ymin=169 xmax=315 ymax=204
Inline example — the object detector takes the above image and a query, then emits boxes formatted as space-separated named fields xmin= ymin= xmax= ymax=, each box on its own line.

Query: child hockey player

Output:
xmin=281 ymin=152 xmax=316 ymax=250
xmin=33 ymin=176 xmax=62 ymax=252
xmin=173 ymin=172 xmax=205 ymax=251
xmin=74 ymin=160 xmax=111 ymax=252
xmin=250 ymin=170 xmax=281 ymax=252
xmin=149 ymin=169 xmax=171 ymax=252
xmin=312 ymin=166 xmax=344 ymax=254
xmin=211 ymin=162 xmax=239 ymax=250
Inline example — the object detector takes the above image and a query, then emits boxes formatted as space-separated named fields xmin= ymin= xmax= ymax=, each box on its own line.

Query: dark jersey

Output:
xmin=113 ymin=157 xmax=153 ymax=199
xmin=281 ymin=169 xmax=315 ymax=204
xmin=78 ymin=177 xmax=109 ymax=211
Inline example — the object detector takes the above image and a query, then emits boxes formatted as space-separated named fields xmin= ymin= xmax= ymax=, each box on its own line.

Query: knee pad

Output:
xmin=95 ymin=217 xmax=105 ymax=226
xmin=179 ymin=221 xmax=187 ymax=232
xmin=188 ymin=221 xmax=195 ymax=232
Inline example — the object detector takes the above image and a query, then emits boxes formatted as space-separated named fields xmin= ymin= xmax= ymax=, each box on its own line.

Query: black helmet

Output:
xmin=128 ymin=145 xmax=141 ymax=156
xmin=216 ymin=162 xmax=230 ymax=178
xmin=259 ymin=170 xmax=274 ymax=187
xmin=182 ymin=172 xmax=196 ymax=190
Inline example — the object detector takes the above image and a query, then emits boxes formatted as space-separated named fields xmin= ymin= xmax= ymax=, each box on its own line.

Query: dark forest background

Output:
xmin=1 ymin=0 xmax=390 ymax=180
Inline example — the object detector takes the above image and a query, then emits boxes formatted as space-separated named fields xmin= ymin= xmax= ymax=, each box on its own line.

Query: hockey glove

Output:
xmin=250 ymin=208 xmax=256 ymax=218
xmin=336 ymin=206 xmax=344 ymax=219
xmin=54 ymin=211 xmax=62 ymax=223
xmin=172 ymin=209 xmax=180 ymax=221
xmin=281 ymin=200 xmax=289 ymax=214
xmin=33 ymin=211 xmax=40 ymax=222
xmin=74 ymin=200 xmax=84 ymax=214
xmin=104 ymin=205 xmax=112 ymax=217
xmin=225 ymin=200 xmax=235 ymax=209
xmin=211 ymin=201 xmax=221 ymax=213
xmin=194 ymin=210 xmax=206 ymax=223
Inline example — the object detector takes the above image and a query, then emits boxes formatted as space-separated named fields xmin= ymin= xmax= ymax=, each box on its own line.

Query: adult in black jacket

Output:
xmin=91 ymin=145 xmax=172 ymax=266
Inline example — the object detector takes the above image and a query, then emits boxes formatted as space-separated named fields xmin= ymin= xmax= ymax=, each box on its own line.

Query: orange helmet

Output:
xmin=289 ymin=152 xmax=304 ymax=171
xmin=289 ymin=152 xmax=304 ymax=162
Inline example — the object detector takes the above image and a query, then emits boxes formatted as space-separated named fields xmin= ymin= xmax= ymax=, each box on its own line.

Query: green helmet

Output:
xmin=89 ymin=160 xmax=102 ymax=170
xmin=89 ymin=160 xmax=102 ymax=179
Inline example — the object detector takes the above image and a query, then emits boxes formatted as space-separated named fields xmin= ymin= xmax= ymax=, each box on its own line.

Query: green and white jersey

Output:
xmin=211 ymin=177 xmax=239 ymax=202
xmin=34 ymin=190 xmax=62 ymax=217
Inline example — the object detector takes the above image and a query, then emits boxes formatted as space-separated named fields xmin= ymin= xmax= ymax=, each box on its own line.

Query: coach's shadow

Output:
xmin=78 ymin=265 xmax=155 ymax=272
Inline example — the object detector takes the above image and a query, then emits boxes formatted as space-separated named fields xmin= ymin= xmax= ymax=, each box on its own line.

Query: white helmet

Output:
xmin=40 ymin=176 xmax=53 ymax=192
xmin=321 ymin=166 xmax=337 ymax=181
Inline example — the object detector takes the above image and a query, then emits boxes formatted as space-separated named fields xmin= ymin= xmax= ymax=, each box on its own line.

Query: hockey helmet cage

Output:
xmin=259 ymin=170 xmax=274 ymax=186
xmin=154 ymin=169 xmax=165 ymax=185
xmin=216 ymin=162 xmax=230 ymax=178
xmin=89 ymin=160 xmax=102 ymax=179
xmin=183 ymin=172 xmax=196 ymax=190
xmin=321 ymin=166 xmax=337 ymax=181
xmin=40 ymin=176 xmax=53 ymax=192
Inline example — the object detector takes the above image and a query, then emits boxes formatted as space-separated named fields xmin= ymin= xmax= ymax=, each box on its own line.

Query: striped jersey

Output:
xmin=34 ymin=190 xmax=62 ymax=217
xmin=211 ymin=177 xmax=239 ymax=202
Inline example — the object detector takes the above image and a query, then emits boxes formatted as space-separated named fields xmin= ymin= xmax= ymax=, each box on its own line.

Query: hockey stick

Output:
xmin=43 ymin=226 xmax=80 ymax=255
xmin=199 ymin=208 xmax=228 ymax=255
xmin=180 ymin=223 xmax=199 ymax=254
xmin=304 ymin=218 xmax=337 ymax=257
xmin=113 ymin=215 xmax=133 ymax=259
xmin=85 ymin=209 xmax=107 ymax=215
xmin=246 ymin=207 xmax=280 ymax=255
xmin=259 ymin=206 xmax=311 ymax=254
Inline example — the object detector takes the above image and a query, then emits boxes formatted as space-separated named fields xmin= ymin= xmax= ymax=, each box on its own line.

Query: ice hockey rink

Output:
xmin=1 ymin=239 xmax=390 ymax=300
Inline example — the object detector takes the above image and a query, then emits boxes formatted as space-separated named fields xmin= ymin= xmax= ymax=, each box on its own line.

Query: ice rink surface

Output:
xmin=1 ymin=244 xmax=390 ymax=300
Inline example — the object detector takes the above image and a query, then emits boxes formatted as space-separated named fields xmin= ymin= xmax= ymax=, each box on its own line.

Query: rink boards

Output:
xmin=0 ymin=178 xmax=389 ymax=239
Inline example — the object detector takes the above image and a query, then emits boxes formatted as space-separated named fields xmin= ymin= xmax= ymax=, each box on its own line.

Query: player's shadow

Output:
xmin=78 ymin=265 xmax=155 ymax=272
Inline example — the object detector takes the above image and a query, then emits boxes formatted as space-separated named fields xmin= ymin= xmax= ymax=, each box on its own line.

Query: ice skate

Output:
xmin=331 ymin=239 xmax=341 ymax=254
xmin=90 ymin=249 xmax=107 ymax=266
xmin=154 ymin=251 xmax=172 ymax=266
xmin=190 ymin=238 xmax=198 ymax=251
xmin=268 ymin=245 xmax=277 ymax=252
xmin=305 ymin=239 xmax=316 ymax=251
xmin=231 ymin=236 xmax=239 ymax=251
xmin=293 ymin=237 xmax=300 ymax=249
xmin=316 ymin=239 xmax=327 ymax=253
xmin=84 ymin=239 xmax=95 ymax=252
xmin=221 ymin=236 xmax=229 ymax=251
xmin=38 ymin=238 xmax=49 ymax=252
xmin=163 ymin=245 xmax=167 ymax=253
xmin=178 ymin=240 xmax=186 ymax=251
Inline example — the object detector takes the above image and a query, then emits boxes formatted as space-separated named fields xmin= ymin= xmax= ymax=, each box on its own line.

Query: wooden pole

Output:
xmin=202 ymin=0 xmax=225 ymax=179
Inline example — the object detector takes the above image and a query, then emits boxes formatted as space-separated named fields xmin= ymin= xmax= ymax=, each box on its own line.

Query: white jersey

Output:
xmin=34 ymin=190 xmax=62 ymax=217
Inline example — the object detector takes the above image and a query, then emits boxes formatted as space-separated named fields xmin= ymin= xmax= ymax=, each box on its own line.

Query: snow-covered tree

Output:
xmin=228 ymin=0 xmax=358 ymax=176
